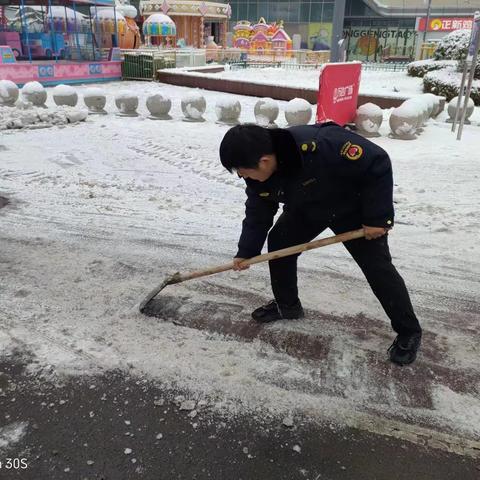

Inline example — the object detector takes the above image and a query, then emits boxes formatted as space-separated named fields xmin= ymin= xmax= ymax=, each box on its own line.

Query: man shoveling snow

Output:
xmin=219 ymin=123 xmax=422 ymax=366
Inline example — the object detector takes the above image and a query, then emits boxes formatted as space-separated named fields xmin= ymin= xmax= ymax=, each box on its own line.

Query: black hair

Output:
xmin=219 ymin=124 xmax=274 ymax=173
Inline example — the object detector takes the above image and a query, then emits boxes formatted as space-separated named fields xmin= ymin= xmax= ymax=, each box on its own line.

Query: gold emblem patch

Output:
xmin=341 ymin=141 xmax=363 ymax=161
xmin=259 ymin=192 xmax=270 ymax=197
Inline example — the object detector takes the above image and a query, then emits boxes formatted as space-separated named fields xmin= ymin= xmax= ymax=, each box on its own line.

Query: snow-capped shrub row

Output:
xmin=424 ymin=69 xmax=480 ymax=105
xmin=408 ymin=29 xmax=480 ymax=104
xmin=407 ymin=59 xmax=456 ymax=78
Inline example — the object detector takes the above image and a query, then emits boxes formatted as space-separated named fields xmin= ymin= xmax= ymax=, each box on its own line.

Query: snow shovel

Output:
xmin=139 ymin=228 xmax=365 ymax=313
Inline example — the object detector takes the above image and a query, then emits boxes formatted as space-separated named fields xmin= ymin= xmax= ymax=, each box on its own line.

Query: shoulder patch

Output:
xmin=341 ymin=141 xmax=363 ymax=161
xmin=259 ymin=192 xmax=270 ymax=197
xmin=300 ymin=141 xmax=317 ymax=153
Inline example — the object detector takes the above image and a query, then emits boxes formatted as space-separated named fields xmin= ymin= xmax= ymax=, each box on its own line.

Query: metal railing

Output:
xmin=121 ymin=48 xmax=207 ymax=79
xmin=216 ymin=48 xmax=330 ymax=66
xmin=361 ymin=62 xmax=409 ymax=72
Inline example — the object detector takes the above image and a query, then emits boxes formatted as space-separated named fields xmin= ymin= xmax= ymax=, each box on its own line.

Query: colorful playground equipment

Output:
xmin=142 ymin=13 xmax=176 ymax=48
xmin=93 ymin=8 xmax=127 ymax=49
xmin=0 ymin=1 xmax=124 ymax=86
xmin=233 ymin=17 xmax=292 ymax=53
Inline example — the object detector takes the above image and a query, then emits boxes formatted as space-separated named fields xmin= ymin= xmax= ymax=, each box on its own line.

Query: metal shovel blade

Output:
xmin=139 ymin=272 xmax=182 ymax=313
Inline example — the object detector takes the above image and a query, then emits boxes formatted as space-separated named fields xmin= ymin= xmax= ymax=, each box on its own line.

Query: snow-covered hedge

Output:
xmin=407 ymin=59 xmax=456 ymax=78
xmin=423 ymin=69 xmax=480 ymax=105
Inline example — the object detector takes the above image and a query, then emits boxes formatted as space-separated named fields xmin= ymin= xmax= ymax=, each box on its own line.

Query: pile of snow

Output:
xmin=0 ymin=102 xmax=87 ymax=130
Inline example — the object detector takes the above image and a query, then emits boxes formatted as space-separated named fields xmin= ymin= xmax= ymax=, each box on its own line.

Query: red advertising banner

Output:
xmin=417 ymin=17 xmax=474 ymax=32
xmin=316 ymin=62 xmax=362 ymax=125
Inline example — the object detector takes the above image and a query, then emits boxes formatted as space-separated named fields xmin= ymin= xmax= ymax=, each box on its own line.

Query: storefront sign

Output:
xmin=417 ymin=17 xmax=474 ymax=32
xmin=316 ymin=62 xmax=361 ymax=125
xmin=343 ymin=27 xmax=417 ymax=62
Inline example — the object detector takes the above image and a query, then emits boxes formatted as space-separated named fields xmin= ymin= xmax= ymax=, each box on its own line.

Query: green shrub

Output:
xmin=423 ymin=69 xmax=480 ymax=105
xmin=407 ymin=59 xmax=456 ymax=77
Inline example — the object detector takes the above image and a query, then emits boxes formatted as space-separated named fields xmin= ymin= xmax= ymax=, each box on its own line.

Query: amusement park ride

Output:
xmin=0 ymin=0 xmax=295 ymax=86
xmin=0 ymin=0 xmax=142 ymax=85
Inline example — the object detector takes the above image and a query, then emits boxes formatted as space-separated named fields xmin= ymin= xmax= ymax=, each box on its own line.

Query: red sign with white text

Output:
xmin=316 ymin=62 xmax=362 ymax=125
xmin=417 ymin=17 xmax=474 ymax=32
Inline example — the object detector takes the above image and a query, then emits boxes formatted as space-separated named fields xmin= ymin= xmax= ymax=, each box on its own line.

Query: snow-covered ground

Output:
xmin=173 ymin=67 xmax=425 ymax=98
xmin=1 ymin=78 xmax=480 ymax=453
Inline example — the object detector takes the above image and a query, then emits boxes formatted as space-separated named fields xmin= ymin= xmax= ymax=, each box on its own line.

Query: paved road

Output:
xmin=0 ymin=355 xmax=478 ymax=480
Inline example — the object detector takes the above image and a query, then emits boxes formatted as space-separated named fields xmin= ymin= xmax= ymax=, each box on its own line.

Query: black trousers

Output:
xmin=267 ymin=212 xmax=421 ymax=336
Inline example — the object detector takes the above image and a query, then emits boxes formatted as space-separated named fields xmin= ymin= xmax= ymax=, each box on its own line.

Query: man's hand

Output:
xmin=363 ymin=225 xmax=389 ymax=240
xmin=233 ymin=257 xmax=250 ymax=271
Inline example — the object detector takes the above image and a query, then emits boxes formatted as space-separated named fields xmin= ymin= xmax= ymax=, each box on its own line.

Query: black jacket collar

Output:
xmin=269 ymin=128 xmax=303 ymax=176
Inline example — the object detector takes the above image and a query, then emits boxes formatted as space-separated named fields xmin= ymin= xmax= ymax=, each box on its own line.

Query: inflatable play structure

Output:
xmin=117 ymin=4 xmax=141 ymax=49
xmin=233 ymin=17 xmax=292 ymax=53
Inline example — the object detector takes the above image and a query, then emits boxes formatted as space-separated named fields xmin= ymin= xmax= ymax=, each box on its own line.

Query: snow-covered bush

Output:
xmin=423 ymin=69 xmax=480 ymax=105
xmin=434 ymin=29 xmax=470 ymax=61
xmin=432 ymin=29 xmax=479 ymax=80
xmin=407 ymin=59 xmax=456 ymax=78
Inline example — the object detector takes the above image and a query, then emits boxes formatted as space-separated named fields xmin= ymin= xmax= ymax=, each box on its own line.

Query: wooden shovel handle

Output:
xmin=176 ymin=229 xmax=365 ymax=284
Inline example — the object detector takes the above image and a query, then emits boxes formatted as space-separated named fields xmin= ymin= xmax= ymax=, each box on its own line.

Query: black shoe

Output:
xmin=388 ymin=332 xmax=422 ymax=366
xmin=251 ymin=300 xmax=304 ymax=323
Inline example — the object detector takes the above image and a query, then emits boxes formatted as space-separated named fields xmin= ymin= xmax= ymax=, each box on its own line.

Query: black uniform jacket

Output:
xmin=236 ymin=122 xmax=394 ymax=259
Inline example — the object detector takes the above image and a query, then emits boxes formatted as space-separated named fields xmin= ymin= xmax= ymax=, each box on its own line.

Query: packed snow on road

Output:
xmin=1 ymin=78 xmax=479 ymax=452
